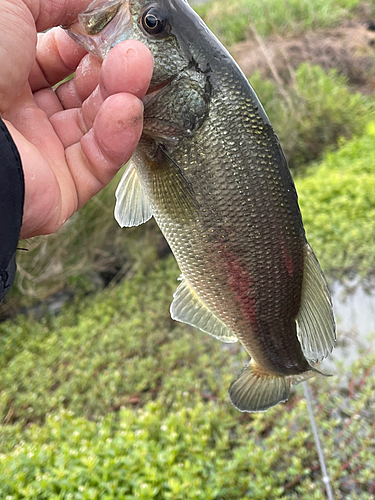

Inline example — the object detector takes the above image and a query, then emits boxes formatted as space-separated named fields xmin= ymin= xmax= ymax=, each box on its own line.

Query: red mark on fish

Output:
xmin=221 ymin=247 xmax=257 ymax=327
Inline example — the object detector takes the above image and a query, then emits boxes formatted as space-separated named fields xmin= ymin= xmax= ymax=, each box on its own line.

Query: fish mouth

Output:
xmin=63 ymin=0 xmax=132 ymax=60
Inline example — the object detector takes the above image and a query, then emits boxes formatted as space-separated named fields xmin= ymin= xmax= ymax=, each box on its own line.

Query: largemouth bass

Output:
xmin=66 ymin=0 xmax=336 ymax=412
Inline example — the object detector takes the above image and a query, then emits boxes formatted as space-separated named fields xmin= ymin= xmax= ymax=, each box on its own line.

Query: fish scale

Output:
xmin=148 ymin=89 xmax=307 ymax=371
xmin=66 ymin=0 xmax=336 ymax=412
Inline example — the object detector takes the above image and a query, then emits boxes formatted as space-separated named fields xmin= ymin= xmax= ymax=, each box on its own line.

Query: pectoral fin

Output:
xmin=114 ymin=161 xmax=152 ymax=228
xmin=170 ymin=275 xmax=238 ymax=343
xmin=152 ymin=145 xmax=199 ymax=222
xmin=296 ymin=244 xmax=336 ymax=363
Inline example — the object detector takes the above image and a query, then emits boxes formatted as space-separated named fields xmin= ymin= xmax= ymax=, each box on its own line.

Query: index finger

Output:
xmin=29 ymin=28 xmax=88 ymax=92
xmin=28 ymin=0 xmax=93 ymax=32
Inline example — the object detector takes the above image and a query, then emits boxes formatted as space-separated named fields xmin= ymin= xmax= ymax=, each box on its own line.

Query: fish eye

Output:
xmin=140 ymin=6 xmax=169 ymax=38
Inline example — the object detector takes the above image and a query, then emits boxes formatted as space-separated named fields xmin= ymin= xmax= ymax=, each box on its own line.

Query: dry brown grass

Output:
xmin=232 ymin=21 xmax=375 ymax=92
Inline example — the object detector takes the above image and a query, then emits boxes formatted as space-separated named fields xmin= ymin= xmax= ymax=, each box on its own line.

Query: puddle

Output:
xmin=322 ymin=278 xmax=375 ymax=371
xmin=331 ymin=279 xmax=375 ymax=336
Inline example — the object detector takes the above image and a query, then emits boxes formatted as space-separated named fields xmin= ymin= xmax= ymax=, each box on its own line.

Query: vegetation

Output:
xmin=251 ymin=64 xmax=375 ymax=170
xmin=1 ymin=1 xmax=375 ymax=498
xmin=194 ymin=0 xmax=366 ymax=45
xmin=1 ymin=260 xmax=375 ymax=499
xmin=296 ymin=122 xmax=375 ymax=276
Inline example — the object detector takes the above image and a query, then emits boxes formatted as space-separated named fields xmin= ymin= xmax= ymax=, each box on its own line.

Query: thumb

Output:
xmin=0 ymin=1 xmax=36 ymax=113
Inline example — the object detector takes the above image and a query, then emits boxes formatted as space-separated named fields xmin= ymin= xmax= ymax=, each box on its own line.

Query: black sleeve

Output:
xmin=0 ymin=118 xmax=24 ymax=301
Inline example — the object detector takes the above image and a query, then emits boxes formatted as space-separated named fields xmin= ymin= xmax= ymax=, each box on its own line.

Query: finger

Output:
xmin=66 ymin=93 xmax=144 ymax=208
xmin=55 ymin=79 xmax=85 ymax=110
xmin=55 ymin=53 xmax=102 ymax=109
xmin=0 ymin=1 xmax=36 ymax=113
xmin=0 ymin=0 xmax=93 ymax=113
xmin=51 ymin=85 xmax=103 ymax=146
xmin=33 ymin=88 xmax=64 ymax=118
xmin=29 ymin=0 xmax=94 ymax=32
xmin=48 ymin=108 xmax=86 ymax=148
xmin=29 ymin=28 xmax=87 ymax=92
xmin=100 ymin=41 xmax=154 ymax=100
xmin=82 ymin=40 xmax=153 ymax=128
xmin=56 ymin=40 xmax=153 ymax=117
xmin=50 ymin=40 xmax=153 ymax=146
xmin=3 ymin=85 xmax=65 ymax=160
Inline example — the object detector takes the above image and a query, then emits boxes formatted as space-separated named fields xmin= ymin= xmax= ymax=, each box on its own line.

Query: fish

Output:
xmin=65 ymin=0 xmax=336 ymax=412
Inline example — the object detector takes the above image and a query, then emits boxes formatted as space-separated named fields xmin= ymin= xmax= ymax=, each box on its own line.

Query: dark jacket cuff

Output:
xmin=0 ymin=118 xmax=24 ymax=301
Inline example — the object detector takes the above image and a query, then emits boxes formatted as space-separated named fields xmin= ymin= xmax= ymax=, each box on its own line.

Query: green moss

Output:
xmin=1 ymin=258 xmax=375 ymax=496
xmin=0 ymin=258 xmax=242 ymax=428
xmin=195 ymin=0 xmax=363 ymax=45
xmin=296 ymin=122 xmax=375 ymax=275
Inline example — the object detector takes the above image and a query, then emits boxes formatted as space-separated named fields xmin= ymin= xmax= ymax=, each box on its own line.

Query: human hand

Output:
xmin=0 ymin=0 xmax=153 ymax=239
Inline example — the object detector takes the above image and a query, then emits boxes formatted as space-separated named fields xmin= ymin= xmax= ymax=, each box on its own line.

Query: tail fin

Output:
xmin=229 ymin=361 xmax=316 ymax=412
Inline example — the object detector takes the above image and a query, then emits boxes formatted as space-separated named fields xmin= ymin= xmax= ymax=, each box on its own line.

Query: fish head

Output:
xmin=65 ymin=0 xmax=213 ymax=89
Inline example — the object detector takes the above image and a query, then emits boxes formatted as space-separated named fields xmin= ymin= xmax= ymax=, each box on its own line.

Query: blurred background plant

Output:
xmin=251 ymin=64 xmax=375 ymax=170
xmin=195 ymin=0 xmax=370 ymax=45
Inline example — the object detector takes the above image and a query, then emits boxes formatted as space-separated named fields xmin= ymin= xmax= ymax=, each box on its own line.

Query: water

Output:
xmin=322 ymin=278 xmax=375 ymax=371
xmin=305 ymin=278 xmax=375 ymax=500
xmin=331 ymin=279 xmax=375 ymax=336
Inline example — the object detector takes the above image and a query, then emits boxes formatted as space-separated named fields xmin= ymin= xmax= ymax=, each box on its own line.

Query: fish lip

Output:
xmin=63 ymin=0 xmax=132 ymax=60
xmin=78 ymin=0 xmax=123 ymax=36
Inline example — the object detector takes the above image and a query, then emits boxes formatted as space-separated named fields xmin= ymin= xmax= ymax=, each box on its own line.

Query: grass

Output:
xmin=250 ymin=64 xmax=375 ymax=170
xmin=1 ymin=258 xmax=375 ymax=498
xmin=194 ymin=0 xmax=365 ymax=45
xmin=296 ymin=122 xmax=375 ymax=276
xmin=6 ymin=170 xmax=165 ymax=308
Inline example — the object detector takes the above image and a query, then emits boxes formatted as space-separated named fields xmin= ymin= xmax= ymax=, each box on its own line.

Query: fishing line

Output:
xmin=302 ymin=381 xmax=334 ymax=500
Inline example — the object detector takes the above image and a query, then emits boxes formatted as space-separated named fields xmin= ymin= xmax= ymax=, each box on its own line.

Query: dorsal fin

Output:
xmin=114 ymin=161 xmax=152 ymax=228
xmin=170 ymin=276 xmax=238 ymax=343
xmin=296 ymin=244 xmax=336 ymax=363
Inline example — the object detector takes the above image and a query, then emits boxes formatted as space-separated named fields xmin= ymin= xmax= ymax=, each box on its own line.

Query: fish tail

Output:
xmin=229 ymin=361 xmax=316 ymax=412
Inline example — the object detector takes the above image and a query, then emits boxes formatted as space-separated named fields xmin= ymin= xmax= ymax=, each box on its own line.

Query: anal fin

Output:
xmin=229 ymin=361 xmax=291 ymax=413
xmin=170 ymin=276 xmax=238 ymax=343
xmin=296 ymin=244 xmax=336 ymax=363
xmin=114 ymin=161 xmax=152 ymax=228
